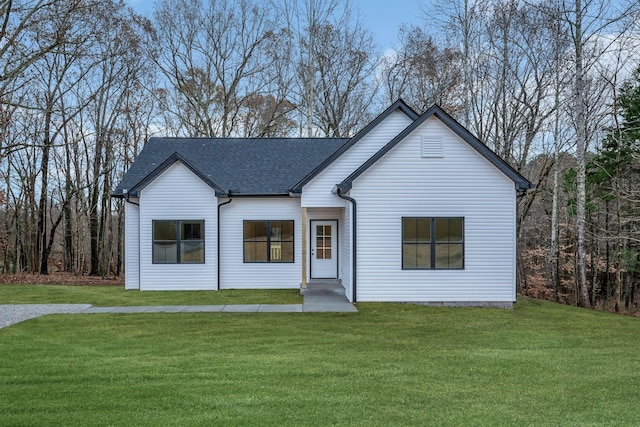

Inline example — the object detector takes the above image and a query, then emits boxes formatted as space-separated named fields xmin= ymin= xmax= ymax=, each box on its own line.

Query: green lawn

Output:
xmin=0 ymin=284 xmax=302 ymax=305
xmin=1 ymin=298 xmax=639 ymax=426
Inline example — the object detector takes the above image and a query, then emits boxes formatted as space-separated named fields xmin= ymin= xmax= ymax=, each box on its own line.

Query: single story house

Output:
xmin=113 ymin=100 xmax=532 ymax=306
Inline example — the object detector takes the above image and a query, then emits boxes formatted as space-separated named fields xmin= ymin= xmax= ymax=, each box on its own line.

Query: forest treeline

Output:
xmin=1 ymin=0 xmax=639 ymax=313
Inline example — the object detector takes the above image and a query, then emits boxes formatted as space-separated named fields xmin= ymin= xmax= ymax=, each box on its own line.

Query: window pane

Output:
xmin=403 ymin=218 xmax=417 ymax=243
xmin=154 ymin=221 xmax=176 ymax=240
xmin=448 ymin=244 xmax=464 ymax=268
xmin=244 ymin=242 xmax=267 ymax=262
xmin=271 ymin=225 xmax=282 ymax=240
xmin=270 ymin=242 xmax=282 ymax=260
xmin=316 ymin=225 xmax=323 ymax=236
xmin=449 ymin=218 xmax=463 ymax=242
xmin=417 ymin=218 xmax=430 ymax=242
xmin=181 ymin=241 xmax=204 ymax=263
xmin=403 ymin=244 xmax=417 ymax=268
xmin=280 ymin=221 xmax=294 ymax=241
xmin=435 ymin=244 xmax=463 ymax=268
xmin=435 ymin=218 xmax=451 ymax=242
xmin=182 ymin=221 xmax=202 ymax=240
xmin=416 ymin=244 xmax=431 ymax=268
xmin=244 ymin=222 xmax=254 ymax=240
xmin=154 ymin=242 xmax=177 ymax=263
xmin=435 ymin=244 xmax=448 ymax=268
xmin=274 ymin=242 xmax=294 ymax=262
xmin=245 ymin=221 xmax=267 ymax=241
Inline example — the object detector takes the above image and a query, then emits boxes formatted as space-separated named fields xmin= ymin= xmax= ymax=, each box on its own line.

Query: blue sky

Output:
xmin=126 ymin=0 xmax=426 ymax=52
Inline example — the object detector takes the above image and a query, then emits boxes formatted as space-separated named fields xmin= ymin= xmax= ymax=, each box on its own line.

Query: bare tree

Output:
xmin=303 ymin=5 xmax=378 ymax=136
xmin=380 ymin=26 xmax=463 ymax=115
xmin=153 ymin=0 xmax=288 ymax=137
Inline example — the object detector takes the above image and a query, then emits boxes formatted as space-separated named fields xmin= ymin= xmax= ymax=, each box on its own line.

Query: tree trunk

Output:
xmin=36 ymin=108 xmax=53 ymax=275
xmin=574 ymin=0 xmax=590 ymax=308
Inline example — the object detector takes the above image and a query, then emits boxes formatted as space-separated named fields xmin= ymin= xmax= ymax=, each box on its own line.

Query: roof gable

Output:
xmin=338 ymin=104 xmax=533 ymax=191
xmin=129 ymin=152 xmax=226 ymax=197
xmin=290 ymin=99 xmax=419 ymax=193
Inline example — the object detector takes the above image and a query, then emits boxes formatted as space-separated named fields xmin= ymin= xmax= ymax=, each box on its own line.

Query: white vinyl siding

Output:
xmin=124 ymin=201 xmax=140 ymax=290
xmin=301 ymin=110 xmax=414 ymax=208
xmin=351 ymin=117 xmax=517 ymax=303
xmin=138 ymin=162 xmax=217 ymax=290
xmin=220 ymin=198 xmax=302 ymax=289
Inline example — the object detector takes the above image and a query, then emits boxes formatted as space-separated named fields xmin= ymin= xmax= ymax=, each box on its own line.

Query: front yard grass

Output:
xmin=0 ymin=284 xmax=301 ymax=305
xmin=1 ymin=297 xmax=639 ymax=426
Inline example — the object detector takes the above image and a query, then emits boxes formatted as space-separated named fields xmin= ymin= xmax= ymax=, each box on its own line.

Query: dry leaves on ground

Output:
xmin=0 ymin=273 xmax=123 ymax=286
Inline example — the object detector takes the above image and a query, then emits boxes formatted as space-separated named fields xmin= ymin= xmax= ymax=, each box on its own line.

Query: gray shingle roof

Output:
xmin=113 ymin=102 xmax=532 ymax=199
xmin=113 ymin=137 xmax=349 ymax=197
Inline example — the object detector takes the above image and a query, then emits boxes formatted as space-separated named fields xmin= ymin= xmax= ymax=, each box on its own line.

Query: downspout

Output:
xmin=217 ymin=192 xmax=233 ymax=290
xmin=333 ymin=185 xmax=357 ymax=303
xmin=123 ymin=190 xmax=139 ymax=289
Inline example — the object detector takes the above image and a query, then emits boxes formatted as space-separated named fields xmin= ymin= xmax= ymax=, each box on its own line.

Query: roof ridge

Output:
xmin=150 ymin=137 xmax=350 ymax=141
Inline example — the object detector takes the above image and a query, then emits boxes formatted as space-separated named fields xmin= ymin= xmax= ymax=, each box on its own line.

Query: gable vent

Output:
xmin=422 ymin=136 xmax=443 ymax=158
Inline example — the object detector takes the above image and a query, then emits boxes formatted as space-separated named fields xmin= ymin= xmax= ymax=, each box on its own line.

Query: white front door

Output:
xmin=310 ymin=220 xmax=338 ymax=279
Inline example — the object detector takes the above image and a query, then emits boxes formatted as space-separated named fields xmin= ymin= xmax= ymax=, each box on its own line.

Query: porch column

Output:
xmin=301 ymin=207 xmax=308 ymax=289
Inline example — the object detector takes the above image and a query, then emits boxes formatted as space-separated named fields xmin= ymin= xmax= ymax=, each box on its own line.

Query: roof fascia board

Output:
xmin=129 ymin=152 xmax=227 ymax=197
xmin=339 ymin=104 xmax=533 ymax=191
xmin=290 ymin=99 xmax=419 ymax=193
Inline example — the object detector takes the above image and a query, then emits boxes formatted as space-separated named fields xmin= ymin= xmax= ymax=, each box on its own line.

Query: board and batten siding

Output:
xmin=138 ymin=162 xmax=218 ymax=290
xmin=351 ymin=117 xmax=517 ymax=303
xmin=124 ymin=201 xmax=140 ymax=290
xmin=301 ymin=110 xmax=414 ymax=208
xmin=219 ymin=198 xmax=302 ymax=289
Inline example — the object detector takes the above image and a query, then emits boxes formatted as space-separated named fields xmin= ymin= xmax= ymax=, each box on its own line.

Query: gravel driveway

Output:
xmin=0 ymin=304 xmax=92 ymax=329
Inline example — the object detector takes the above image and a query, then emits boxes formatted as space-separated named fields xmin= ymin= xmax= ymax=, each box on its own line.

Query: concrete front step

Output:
xmin=306 ymin=278 xmax=342 ymax=286
xmin=302 ymin=282 xmax=346 ymax=297
xmin=301 ymin=280 xmax=356 ymax=312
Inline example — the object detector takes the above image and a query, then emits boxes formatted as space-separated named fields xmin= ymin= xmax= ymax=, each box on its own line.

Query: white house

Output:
xmin=113 ymin=100 xmax=532 ymax=307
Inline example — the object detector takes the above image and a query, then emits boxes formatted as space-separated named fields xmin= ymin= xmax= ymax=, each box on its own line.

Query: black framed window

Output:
xmin=244 ymin=220 xmax=294 ymax=263
xmin=153 ymin=220 xmax=204 ymax=264
xmin=402 ymin=217 xmax=464 ymax=269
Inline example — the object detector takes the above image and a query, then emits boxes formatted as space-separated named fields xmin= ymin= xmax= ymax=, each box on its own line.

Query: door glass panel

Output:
xmin=314 ymin=224 xmax=333 ymax=260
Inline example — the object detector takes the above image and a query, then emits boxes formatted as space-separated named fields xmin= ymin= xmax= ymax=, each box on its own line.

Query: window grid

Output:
xmin=152 ymin=220 xmax=204 ymax=264
xmin=316 ymin=225 xmax=332 ymax=259
xmin=402 ymin=217 xmax=464 ymax=270
xmin=243 ymin=220 xmax=294 ymax=263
